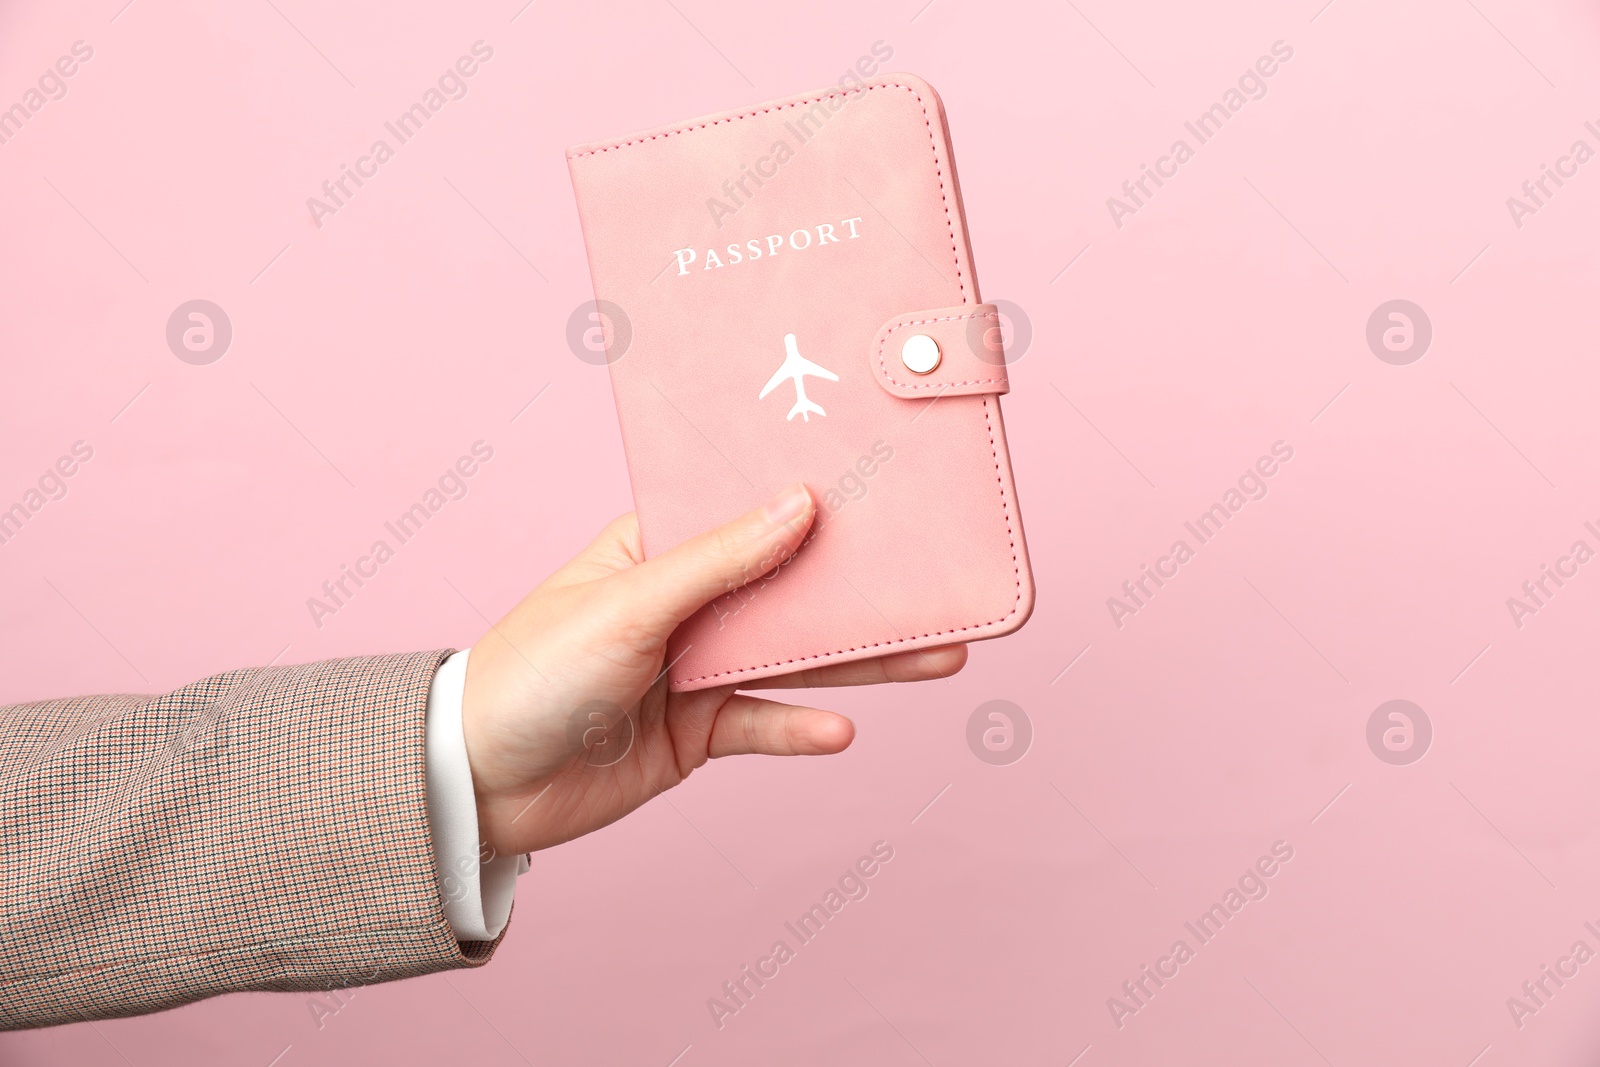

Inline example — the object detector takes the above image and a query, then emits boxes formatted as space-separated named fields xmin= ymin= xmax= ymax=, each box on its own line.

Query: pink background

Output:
xmin=4 ymin=0 xmax=1600 ymax=1063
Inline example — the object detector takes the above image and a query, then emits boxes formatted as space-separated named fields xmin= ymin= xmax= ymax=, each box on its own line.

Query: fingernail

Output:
xmin=762 ymin=483 xmax=813 ymax=527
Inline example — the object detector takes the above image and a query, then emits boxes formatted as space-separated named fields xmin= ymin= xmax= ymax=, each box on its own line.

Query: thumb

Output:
xmin=614 ymin=483 xmax=816 ymax=634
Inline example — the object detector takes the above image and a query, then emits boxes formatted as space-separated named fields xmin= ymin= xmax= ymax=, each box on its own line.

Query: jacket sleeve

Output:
xmin=0 ymin=649 xmax=506 ymax=1030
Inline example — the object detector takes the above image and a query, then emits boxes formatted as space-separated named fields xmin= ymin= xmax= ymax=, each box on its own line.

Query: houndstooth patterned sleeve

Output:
xmin=0 ymin=649 xmax=507 ymax=1030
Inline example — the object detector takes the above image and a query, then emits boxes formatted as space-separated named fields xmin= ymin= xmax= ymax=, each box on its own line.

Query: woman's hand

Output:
xmin=459 ymin=484 xmax=967 ymax=855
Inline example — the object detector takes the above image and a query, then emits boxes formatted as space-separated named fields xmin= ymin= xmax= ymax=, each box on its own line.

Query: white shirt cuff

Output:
xmin=424 ymin=648 xmax=528 ymax=941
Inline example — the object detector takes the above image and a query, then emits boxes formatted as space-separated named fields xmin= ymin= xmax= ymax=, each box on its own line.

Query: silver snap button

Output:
xmin=900 ymin=333 xmax=941 ymax=375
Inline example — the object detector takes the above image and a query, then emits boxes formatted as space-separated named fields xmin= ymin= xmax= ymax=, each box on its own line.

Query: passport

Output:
xmin=567 ymin=73 xmax=1034 ymax=691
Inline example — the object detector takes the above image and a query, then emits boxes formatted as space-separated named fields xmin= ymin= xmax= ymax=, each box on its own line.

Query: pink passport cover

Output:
xmin=567 ymin=73 xmax=1034 ymax=691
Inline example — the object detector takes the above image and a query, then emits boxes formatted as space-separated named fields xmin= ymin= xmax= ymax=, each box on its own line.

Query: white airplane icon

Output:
xmin=758 ymin=333 xmax=839 ymax=422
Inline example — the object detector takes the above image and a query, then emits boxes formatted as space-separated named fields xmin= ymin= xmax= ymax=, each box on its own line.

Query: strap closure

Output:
xmin=868 ymin=304 xmax=1010 ymax=399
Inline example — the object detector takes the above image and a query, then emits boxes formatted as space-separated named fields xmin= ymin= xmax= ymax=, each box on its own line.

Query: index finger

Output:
xmin=738 ymin=644 xmax=968 ymax=690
